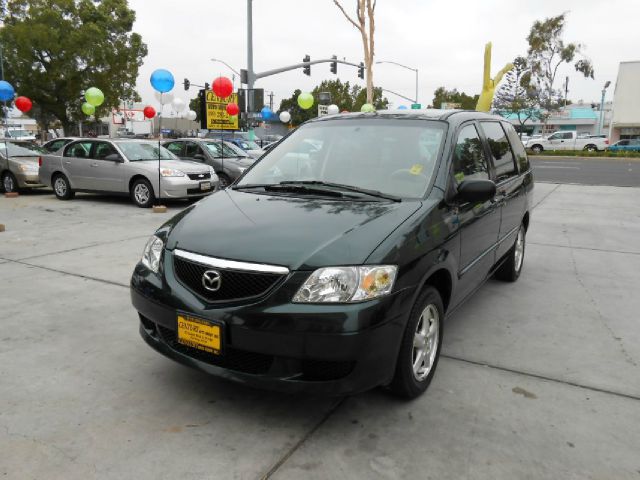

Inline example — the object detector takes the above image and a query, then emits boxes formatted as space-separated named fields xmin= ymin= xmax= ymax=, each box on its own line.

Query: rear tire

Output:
xmin=52 ymin=174 xmax=75 ymax=200
xmin=2 ymin=171 xmax=19 ymax=193
xmin=530 ymin=144 xmax=543 ymax=154
xmin=131 ymin=178 xmax=154 ymax=208
xmin=389 ymin=287 xmax=444 ymax=399
xmin=584 ymin=144 xmax=597 ymax=152
xmin=495 ymin=224 xmax=526 ymax=282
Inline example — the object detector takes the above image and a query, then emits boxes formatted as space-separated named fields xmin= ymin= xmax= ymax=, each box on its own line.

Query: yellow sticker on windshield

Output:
xmin=410 ymin=164 xmax=423 ymax=175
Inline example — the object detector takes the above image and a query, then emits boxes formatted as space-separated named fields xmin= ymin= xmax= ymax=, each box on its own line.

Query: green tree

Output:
xmin=278 ymin=79 xmax=388 ymax=126
xmin=189 ymin=95 xmax=202 ymax=122
xmin=493 ymin=56 xmax=539 ymax=136
xmin=526 ymin=13 xmax=594 ymax=118
xmin=432 ymin=87 xmax=479 ymax=110
xmin=0 ymin=0 xmax=147 ymax=134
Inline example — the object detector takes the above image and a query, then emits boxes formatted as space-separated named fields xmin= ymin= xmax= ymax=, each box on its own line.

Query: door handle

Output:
xmin=90 ymin=162 xmax=99 ymax=167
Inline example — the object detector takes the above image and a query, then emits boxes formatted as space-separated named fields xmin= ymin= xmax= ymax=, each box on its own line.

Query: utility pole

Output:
xmin=564 ymin=76 xmax=569 ymax=108
xmin=268 ymin=91 xmax=274 ymax=111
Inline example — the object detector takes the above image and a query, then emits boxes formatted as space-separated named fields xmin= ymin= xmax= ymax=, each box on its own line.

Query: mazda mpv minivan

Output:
xmin=131 ymin=110 xmax=533 ymax=398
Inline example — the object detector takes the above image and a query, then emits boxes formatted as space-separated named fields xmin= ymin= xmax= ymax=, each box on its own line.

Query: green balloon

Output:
xmin=81 ymin=102 xmax=95 ymax=116
xmin=297 ymin=92 xmax=314 ymax=110
xmin=85 ymin=87 xmax=104 ymax=107
xmin=360 ymin=103 xmax=375 ymax=113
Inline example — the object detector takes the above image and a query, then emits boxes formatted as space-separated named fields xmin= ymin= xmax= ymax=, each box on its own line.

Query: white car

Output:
xmin=526 ymin=131 xmax=608 ymax=153
xmin=2 ymin=129 xmax=37 ymax=141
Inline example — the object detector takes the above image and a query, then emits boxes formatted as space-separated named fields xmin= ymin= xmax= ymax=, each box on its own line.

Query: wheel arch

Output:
xmin=129 ymin=174 xmax=153 ymax=194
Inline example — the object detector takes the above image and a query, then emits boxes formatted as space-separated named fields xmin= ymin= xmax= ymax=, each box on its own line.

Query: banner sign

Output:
xmin=205 ymin=91 xmax=239 ymax=130
xmin=112 ymin=109 xmax=144 ymax=124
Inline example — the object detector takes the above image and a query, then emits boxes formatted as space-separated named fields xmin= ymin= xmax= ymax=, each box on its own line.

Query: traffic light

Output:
xmin=330 ymin=55 xmax=337 ymax=75
xmin=358 ymin=62 xmax=365 ymax=79
xmin=183 ymin=78 xmax=190 ymax=91
xmin=204 ymin=82 xmax=210 ymax=91
xmin=303 ymin=55 xmax=311 ymax=76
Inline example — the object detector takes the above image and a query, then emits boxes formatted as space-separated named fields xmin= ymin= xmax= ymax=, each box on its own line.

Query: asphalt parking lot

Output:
xmin=1 ymin=183 xmax=639 ymax=480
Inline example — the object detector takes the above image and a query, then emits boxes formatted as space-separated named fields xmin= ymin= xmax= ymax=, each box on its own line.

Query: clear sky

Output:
xmin=129 ymin=0 xmax=640 ymax=112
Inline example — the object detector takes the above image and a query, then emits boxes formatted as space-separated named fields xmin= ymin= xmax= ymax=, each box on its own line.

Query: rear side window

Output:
xmin=480 ymin=122 xmax=517 ymax=182
xmin=503 ymin=122 xmax=530 ymax=173
xmin=64 ymin=141 xmax=93 ymax=158
xmin=452 ymin=124 xmax=489 ymax=183
xmin=46 ymin=140 xmax=67 ymax=152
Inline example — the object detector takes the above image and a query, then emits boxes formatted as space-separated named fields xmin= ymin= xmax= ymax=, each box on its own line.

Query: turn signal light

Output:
xmin=38 ymin=157 xmax=42 ymax=166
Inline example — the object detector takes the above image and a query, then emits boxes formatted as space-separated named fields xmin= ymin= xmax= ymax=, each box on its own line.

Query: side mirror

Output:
xmin=105 ymin=153 xmax=123 ymax=162
xmin=457 ymin=179 xmax=496 ymax=203
xmin=193 ymin=153 xmax=206 ymax=161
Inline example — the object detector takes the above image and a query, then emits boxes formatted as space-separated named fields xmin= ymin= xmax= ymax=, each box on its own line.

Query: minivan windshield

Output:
xmin=237 ymin=119 xmax=446 ymax=199
xmin=116 ymin=142 xmax=175 ymax=161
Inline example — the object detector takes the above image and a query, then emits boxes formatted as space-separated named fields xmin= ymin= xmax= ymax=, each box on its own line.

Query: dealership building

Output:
xmin=608 ymin=60 xmax=640 ymax=142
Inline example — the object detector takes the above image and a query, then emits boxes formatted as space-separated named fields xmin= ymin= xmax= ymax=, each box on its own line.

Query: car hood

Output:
xmin=165 ymin=190 xmax=421 ymax=270
xmin=133 ymin=159 xmax=210 ymax=173
xmin=246 ymin=149 xmax=264 ymax=159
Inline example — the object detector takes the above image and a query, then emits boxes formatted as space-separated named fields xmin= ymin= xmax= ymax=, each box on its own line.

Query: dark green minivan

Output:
xmin=131 ymin=110 xmax=533 ymax=398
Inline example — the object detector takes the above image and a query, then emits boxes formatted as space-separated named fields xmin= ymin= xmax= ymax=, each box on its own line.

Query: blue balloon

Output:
xmin=261 ymin=106 xmax=272 ymax=119
xmin=150 ymin=69 xmax=175 ymax=93
xmin=398 ymin=105 xmax=408 ymax=110
xmin=0 ymin=81 xmax=15 ymax=102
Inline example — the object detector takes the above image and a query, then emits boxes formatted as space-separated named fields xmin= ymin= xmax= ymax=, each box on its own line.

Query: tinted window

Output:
xmin=562 ymin=132 xmax=574 ymax=139
xmin=165 ymin=142 xmax=184 ymax=155
xmin=452 ymin=124 xmax=488 ymax=183
xmin=617 ymin=140 xmax=630 ymax=146
xmin=64 ymin=141 xmax=93 ymax=158
xmin=93 ymin=142 xmax=118 ymax=160
xmin=46 ymin=140 xmax=67 ymax=152
xmin=185 ymin=142 xmax=201 ymax=158
xmin=480 ymin=122 xmax=516 ymax=182
xmin=503 ymin=122 xmax=529 ymax=173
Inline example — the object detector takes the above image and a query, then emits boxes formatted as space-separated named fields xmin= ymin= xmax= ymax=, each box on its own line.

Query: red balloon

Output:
xmin=143 ymin=106 xmax=156 ymax=119
xmin=15 ymin=96 xmax=32 ymax=113
xmin=226 ymin=102 xmax=239 ymax=116
xmin=212 ymin=76 xmax=233 ymax=98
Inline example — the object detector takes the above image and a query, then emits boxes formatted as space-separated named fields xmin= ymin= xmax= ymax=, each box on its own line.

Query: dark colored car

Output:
xmin=607 ymin=139 xmax=640 ymax=152
xmin=163 ymin=138 xmax=255 ymax=188
xmin=131 ymin=110 xmax=533 ymax=398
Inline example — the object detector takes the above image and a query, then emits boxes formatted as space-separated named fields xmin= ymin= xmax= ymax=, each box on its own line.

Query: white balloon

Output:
xmin=186 ymin=110 xmax=197 ymax=121
xmin=279 ymin=111 xmax=291 ymax=123
xmin=172 ymin=98 xmax=186 ymax=112
xmin=327 ymin=104 xmax=339 ymax=115
xmin=154 ymin=91 xmax=174 ymax=105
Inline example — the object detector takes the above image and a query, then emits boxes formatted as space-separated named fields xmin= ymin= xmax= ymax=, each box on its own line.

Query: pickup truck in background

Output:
xmin=525 ymin=131 xmax=609 ymax=153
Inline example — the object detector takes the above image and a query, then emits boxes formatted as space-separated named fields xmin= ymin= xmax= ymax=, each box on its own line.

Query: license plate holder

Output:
xmin=200 ymin=181 xmax=211 ymax=191
xmin=176 ymin=313 xmax=223 ymax=355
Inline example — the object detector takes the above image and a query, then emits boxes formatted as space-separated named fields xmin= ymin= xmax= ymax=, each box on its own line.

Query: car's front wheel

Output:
xmin=389 ymin=286 xmax=444 ymax=399
xmin=52 ymin=174 xmax=75 ymax=200
xmin=217 ymin=173 xmax=231 ymax=189
xmin=131 ymin=178 xmax=154 ymax=208
xmin=495 ymin=224 xmax=526 ymax=282
xmin=2 ymin=171 xmax=18 ymax=193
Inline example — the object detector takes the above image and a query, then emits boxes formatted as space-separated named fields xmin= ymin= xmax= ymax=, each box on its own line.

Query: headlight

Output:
xmin=293 ymin=265 xmax=397 ymax=303
xmin=141 ymin=235 xmax=164 ymax=273
xmin=18 ymin=164 xmax=39 ymax=173
xmin=160 ymin=168 xmax=185 ymax=177
xmin=208 ymin=166 xmax=217 ymax=178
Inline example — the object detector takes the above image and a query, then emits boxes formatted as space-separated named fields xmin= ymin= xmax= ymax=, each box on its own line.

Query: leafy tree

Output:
xmin=0 ymin=0 xmax=147 ymax=134
xmin=526 ymin=13 xmax=594 ymax=119
xmin=432 ymin=87 xmax=479 ymax=110
xmin=189 ymin=95 xmax=202 ymax=122
xmin=493 ymin=56 xmax=539 ymax=136
xmin=278 ymin=79 xmax=388 ymax=126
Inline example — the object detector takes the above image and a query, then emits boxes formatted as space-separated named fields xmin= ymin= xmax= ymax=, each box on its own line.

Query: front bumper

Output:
xmin=161 ymin=177 xmax=220 ymax=199
xmin=130 ymin=257 xmax=414 ymax=395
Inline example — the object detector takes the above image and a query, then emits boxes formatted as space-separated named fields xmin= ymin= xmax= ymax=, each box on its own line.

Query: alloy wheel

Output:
xmin=134 ymin=183 xmax=150 ymax=204
xmin=412 ymin=304 xmax=440 ymax=381
xmin=3 ymin=174 xmax=15 ymax=192
xmin=54 ymin=177 xmax=67 ymax=197
xmin=514 ymin=227 xmax=525 ymax=273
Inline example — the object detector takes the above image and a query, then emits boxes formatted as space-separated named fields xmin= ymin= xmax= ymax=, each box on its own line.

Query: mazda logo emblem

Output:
xmin=202 ymin=270 xmax=222 ymax=292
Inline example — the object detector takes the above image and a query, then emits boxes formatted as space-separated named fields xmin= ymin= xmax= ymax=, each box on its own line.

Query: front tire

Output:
xmin=2 ymin=171 xmax=19 ymax=193
xmin=495 ymin=224 xmax=526 ymax=282
xmin=52 ymin=174 xmax=75 ymax=200
xmin=217 ymin=173 xmax=232 ymax=189
xmin=131 ymin=178 xmax=155 ymax=208
xmin=389 ymin=287 xmax=444 ymax=399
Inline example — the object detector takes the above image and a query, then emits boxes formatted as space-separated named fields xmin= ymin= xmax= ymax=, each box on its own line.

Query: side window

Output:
xmin=562 ymin=132 xmax=574 ymax=140
xmin=93 ymin=142 xmax=118 ymax=160
xmin=165 ymin=142 xmax=184 ymax=156
xmin=480 ymin=122 xmax=517 ymax=182
xmin=548 ymin=133 xmax=560 ymax=140
xmin=184 ymin=142 xmax=200 ymax=158
xmin=47 ymin=140 xmax=65 ymax=152
xmin=64 ymin=141 xmax=93 ymax=159
xmin=452 ymin=124 xmax=489 ymax=184
xmin=503 ymin=122 xmax=530 ymax=173
xmin=618 ymin=140 xmax=630 ymax=146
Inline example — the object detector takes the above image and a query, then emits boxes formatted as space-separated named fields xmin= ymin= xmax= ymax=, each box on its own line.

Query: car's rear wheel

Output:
xmin=495 ymin=224 xmax=526 ymax=282
xmin=584 ymin=144 xmax=597 ymax=152
xmin=389 ymin=286 xmax=443 ymax=399
xmin=218 ymin=173 xmax=231 ymax=189
xmin=530 ymin=144 xmax=543 ymax=154
xmin=2 ymin=171 xmax=18 ymax=193
xmin=131 ymin=178 xmax=154 ymax=208
xmin=52 ymin=174 xmax=75 ymax=200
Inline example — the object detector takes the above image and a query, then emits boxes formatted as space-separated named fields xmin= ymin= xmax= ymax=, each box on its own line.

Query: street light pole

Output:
xmin=376 ymin=60 xmax=419 ymax=104
xmin=598 ymin=80 xmax=611 ymax=136
xmin=210 ymin=58 xmax=241 ymax=78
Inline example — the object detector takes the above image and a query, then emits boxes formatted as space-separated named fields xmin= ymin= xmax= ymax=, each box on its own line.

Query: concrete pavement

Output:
xmin=1 ymin=185 xmax=639 ymax=479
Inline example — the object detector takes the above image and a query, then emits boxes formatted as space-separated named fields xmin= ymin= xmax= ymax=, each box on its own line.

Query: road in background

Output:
xmin=530 ymin=155 xmax=640 ymax=186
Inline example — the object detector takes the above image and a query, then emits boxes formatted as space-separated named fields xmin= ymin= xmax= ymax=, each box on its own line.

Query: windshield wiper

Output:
xmin=232 ymin=183 xmax=346 ymax=198
xmin=279 ymin=181 xmax=402 ymax=202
